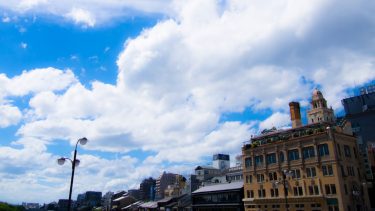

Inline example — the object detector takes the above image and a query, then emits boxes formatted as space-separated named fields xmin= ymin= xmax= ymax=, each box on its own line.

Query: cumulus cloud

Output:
xmin=259 ymin=112 xmax=290 ymax=130
xmin=66 ymin=8 xmax=95 ymax=27
xmin=0 ymin=104 xmax=22 ymax=127
xmin=0 ymin=0 xmax=173 ymax=27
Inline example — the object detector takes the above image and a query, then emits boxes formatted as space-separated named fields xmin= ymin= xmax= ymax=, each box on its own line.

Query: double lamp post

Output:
xmin=272 ymin=169 xmax=293 ymax=211
xmin=57 ymin=137 xmax=88 ymax=211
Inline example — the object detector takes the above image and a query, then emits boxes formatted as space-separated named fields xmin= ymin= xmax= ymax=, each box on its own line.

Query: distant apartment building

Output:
xmin=140 ymin=177 xmax=156 ymax=201
xmin=156 ymin=172 xmax=178 ymax=199
xmin=102 ymin=191 xmax=114 ymax=211
xmin=164 ymin=175 xmax=187 ymax=198
xmin=242 ymin=90 xmax=370 ymax=211
xmin=22 ymin=202 xmax=40 ymax=210
xmin=76 ymin=191 xmax=102 ymax=209
xmin=195 ymin=166 xmax=221 ymax=182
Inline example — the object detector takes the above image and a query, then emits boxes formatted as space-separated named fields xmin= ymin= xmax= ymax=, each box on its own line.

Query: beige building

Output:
xmin=242 ymin=90 xmax=370 ymax=211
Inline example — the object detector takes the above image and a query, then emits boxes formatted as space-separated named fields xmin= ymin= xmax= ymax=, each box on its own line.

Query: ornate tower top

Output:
xmin=307 ymin=89 xmax=335 ymax=124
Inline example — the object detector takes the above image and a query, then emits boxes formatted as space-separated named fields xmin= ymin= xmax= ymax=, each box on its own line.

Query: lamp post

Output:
xmin=282 ymin=169 xmax=293 ymax=211
xmin=57 ymin=137 xmax=88 ymax=211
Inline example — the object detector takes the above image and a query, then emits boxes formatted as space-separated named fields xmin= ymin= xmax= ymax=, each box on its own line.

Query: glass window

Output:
xmin=279 ymin=151 xmax=285 ymax=162
xmin=302 ymin=146 xmax=315 ymax=159
xmin=271 ymin=188 xmax=279 ymax=197
xmin=353 ymin=147 xmax=358 ymax=158
xmin=322 ymin=165 xmax=333 ymax=176
xmin=293 ymin=186 xmax=303 ymax=196
xmin=308 ymin=185 xmax=319 ymax=195
xmin=291 ymin=169 xmax=301 ymax=179
xmin=245 ymin=157 xmax=252 ymax=168
xmin=344 ymin=145 xmax=351 ymax=157
xmin=318 ymin=144 xmax=329 ymax=156
xmin=266 ymin=153 xmax=277 ymax=164
xmin=269 ymin=172 xmax=277 ymax=181
xmin=255 ymin=155 xmax=263 ymax=166
xmin=306 ymin=167 xmax=316 ymax=178
xmin=257 ymin=174 xmax=264 ymax=183
xmin=325 ymin=184 xmax=337 ymax=195
xmin=336 ymin=144 xmax=341 ymax=156
xmin=258 ymin=189 xmax=266 ymax=198
xmin=288 ymin=149 xmax=300 ymax=161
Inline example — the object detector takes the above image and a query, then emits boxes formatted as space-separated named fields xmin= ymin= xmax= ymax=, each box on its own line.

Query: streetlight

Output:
xmin=57 ymin=137 xmax=88 ymax=211
xmin=282 ymin=169 xmax=293 ymax=211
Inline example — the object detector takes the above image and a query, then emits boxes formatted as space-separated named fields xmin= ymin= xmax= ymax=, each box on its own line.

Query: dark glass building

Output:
xmin=140 ymin=177 xmax=156 ymax=201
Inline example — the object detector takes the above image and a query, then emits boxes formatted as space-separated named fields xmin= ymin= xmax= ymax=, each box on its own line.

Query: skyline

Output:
xmin=1 ymin=0 xmax=375 ymax=203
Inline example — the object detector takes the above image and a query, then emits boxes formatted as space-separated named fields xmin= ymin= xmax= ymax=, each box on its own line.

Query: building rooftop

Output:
xmin=139 ymin=201 xmax=158 ymax=209
xmin=192 ymin=181 xmax=243 ymax=194
xmin=244 ymin=122 xmax=332 ymax=149
xmin=195 ymin=165 xmax=218 ymax=170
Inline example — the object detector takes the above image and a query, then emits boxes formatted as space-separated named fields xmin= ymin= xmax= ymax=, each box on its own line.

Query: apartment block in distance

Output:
xmin=242 ymin=89 xmax=370 ymax=211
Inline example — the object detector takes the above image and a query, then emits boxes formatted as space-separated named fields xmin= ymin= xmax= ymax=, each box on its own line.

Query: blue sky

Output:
xmin=0 ymin=0 xmax=375 ymax=204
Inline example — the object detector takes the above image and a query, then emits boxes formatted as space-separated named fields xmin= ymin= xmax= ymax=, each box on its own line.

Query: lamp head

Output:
xmin=78 ymin=137 xmax=88 ymax=145
xmin=57 ymin=157 xmax=66 ymax=165
xmin=75 ymin=159 xmax=80 ymax=167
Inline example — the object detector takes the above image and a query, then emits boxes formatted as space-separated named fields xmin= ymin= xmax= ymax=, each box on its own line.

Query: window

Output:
xmin=336 ymin=144 xmax=341 ymax=156
xmin=279 ymin=151 xmax=285 ymax=162
xmin=293 ymin=186 xmax=303 ymax=196
xmin=245 ymin=157 xmax=252 ymax=168
xmin=353 ymin=147 xmax=358 ymax=158
xmin=246 ymin=175 xmax=252 ymax=183
xmin=302 ymin=146 xmax=315 ymax=159
xmin=328 ymin=205 xmax=339 ymax=211
xmin=269 ymin=172 xmax=277 ymax=181
xmin=341 ymin=165 xmax=346 ymax=177
xmin=266 ymin=153 xmax=277 ymax=164
xmin=306 ymin=167 xmax=316 ymax=178
xmin=247 ymin=190 xmax=254 ymax=198
xmin=288 ymin=149 xmax=300 ymax=161
xmin=257 ymin=174 xmax=265 ymax=183
xmin=291 ymin=169 xmax=301 ymax=179
xmin=271 ymin=188 xmax=279 ymax=197
xmin=347 ymin=166 xmax=355 ymax=176
xmin=258 ymin=189 xmax=266 ymax=198
xmin=308 ymin=185 xmax=319 ymax=195
xmin=318 ymin=144 xmax=329 ymax=156
xmin=344 ymin=145 xmax=351 ymax=157
xmin=255 ymin=155 xmax=264 ymax=166
xmin=325 ymin=184 xmax=337 ymax=195
xmin=322 ymin=165 xmax=333 ymax=176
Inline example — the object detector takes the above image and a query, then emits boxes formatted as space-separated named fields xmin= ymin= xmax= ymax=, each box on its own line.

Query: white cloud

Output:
xmin=2 ymin=16 xmax=10 ymax=22
xmin=20 ymin=42 xmax=27 ymax=49
xmin=66 ymin=8 xmax=95 ymax=27
xmin=0 ymin=0 xmax=173 ymax=27
xmin=0 ymin=104 xmax=22 ymax=127
xmin=70 ymin=54 xmax=79 ymax=61
xmin=259 ymin=112 xmax=290 ymax=130
xmin=5 ymin=67 xmax=77 ymax=96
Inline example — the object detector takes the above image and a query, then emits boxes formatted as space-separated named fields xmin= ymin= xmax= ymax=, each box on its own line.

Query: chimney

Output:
xmin=289 ymin=102 xmax=302 ymax=128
